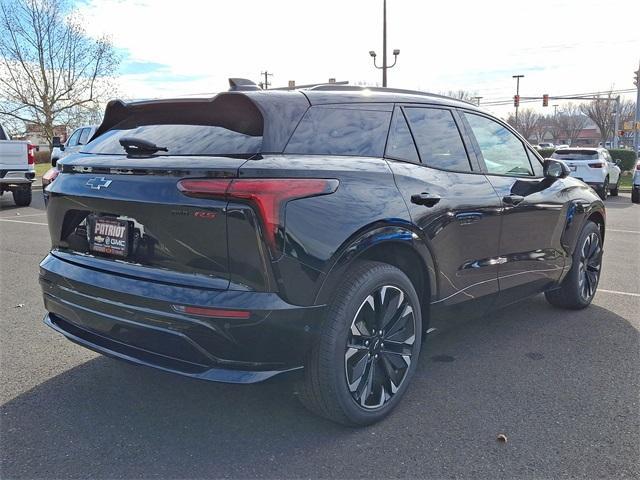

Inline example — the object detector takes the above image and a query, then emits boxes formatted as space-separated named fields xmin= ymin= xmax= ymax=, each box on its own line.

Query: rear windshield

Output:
xmin=81 ymin=124 xmax=262 ymax=156
xmin=284 ymin=106 xmax=391 ymax=157
xmin=552 ymin=150 xmax=599 ymax=160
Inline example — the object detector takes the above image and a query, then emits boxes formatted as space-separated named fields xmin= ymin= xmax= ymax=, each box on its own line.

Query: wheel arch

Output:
xmin=314 ymin=225 xmax=438 ymax=328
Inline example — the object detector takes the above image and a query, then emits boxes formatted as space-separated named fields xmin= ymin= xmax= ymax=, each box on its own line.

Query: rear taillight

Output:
xmin=636 ymin=163 xmax=640 ymax=170
xmin=588 ymin=162 xmax=605 ymax=168
xmin=177 ymin=178 xmax=339 ymax=256
xmin=42 ymin=167 xmax=59 ymax=185
xmin=27 ymin=144 xmax=36 ymax=165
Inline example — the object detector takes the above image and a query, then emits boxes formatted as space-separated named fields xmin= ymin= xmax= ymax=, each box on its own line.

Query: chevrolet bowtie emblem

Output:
xmin=86 ymin=177 xmax=112 ymax=190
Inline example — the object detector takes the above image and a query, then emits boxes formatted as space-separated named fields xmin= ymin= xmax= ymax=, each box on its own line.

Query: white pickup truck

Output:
xmin=0 ymin=124 xmax=35 ymax=206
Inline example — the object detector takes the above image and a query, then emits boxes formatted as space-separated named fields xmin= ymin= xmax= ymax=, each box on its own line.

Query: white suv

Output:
xmin=551 ymin=148 xmax=621 ymax=200
xmin=51 ymin=125 xmax=97 ymax=166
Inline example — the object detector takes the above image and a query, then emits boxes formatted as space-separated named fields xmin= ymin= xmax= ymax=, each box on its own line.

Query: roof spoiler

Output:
xmin=228 ymin=78 xmax=261 ymax=91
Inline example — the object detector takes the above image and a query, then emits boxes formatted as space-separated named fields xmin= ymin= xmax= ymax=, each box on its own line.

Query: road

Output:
xmin=1 ymin=191 xmax=638 ymax=479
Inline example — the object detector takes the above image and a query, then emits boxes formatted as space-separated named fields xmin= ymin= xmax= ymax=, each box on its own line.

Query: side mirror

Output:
xmin=52 ymin=136 xmax=62 ymax=148
xmin=614 ymin=159 xmax=621 ymax=166
xmin=543 ymin=158 xmax=570 ymax=179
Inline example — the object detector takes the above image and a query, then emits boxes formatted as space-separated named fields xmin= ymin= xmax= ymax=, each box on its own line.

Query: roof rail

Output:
xmin=228 ymin=78 xmax=261 ymax=91
xmin=305 ymin=84 xmax=477 ymax=106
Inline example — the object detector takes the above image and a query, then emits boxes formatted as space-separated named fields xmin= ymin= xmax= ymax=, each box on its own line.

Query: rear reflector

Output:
xmin=588 ymin=162 xmax=605 ymax=168
xmin=172 ymin=305 xmax=251 ymax=319
xmin=177 ymin=177 xmax=339 ymax=256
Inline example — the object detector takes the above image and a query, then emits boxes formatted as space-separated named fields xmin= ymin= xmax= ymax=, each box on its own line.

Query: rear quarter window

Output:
xmin=284 ymin=106 xmax=391 ymax=157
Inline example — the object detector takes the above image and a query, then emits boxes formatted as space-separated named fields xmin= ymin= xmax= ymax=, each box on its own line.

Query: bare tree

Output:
xmin=0 ymin=0 xmax=119 ymax=147
xmin=557 ymin=103 xmax=588 ymax=145
xmin=580 ymin=92 xmax=616 ymax=143
xmin=534 ymin=114 xmax=553 ymax=143
xmin=440 ymin=90 xmax=478 ymax=103
xmin=506 ymin=108 xmax=540 ymax=141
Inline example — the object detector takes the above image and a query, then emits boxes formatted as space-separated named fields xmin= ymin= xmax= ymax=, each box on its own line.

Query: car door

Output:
xmin=603 ymin=150 xmax=620 ymax=185
xmin=459 ymin=110 xmax=566 ymax=306
xmin=385 ymin=105 xmax=503 ymax=321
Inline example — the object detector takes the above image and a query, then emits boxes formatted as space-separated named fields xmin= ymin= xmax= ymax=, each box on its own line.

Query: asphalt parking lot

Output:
xmin=1 ymin=190 xmax=638 ymax=479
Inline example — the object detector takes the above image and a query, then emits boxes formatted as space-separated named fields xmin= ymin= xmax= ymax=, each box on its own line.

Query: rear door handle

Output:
xmin=411 ymin=193 xmax=441 ymax=207
xmin=502 ymin=194 xmax=525 ymax=206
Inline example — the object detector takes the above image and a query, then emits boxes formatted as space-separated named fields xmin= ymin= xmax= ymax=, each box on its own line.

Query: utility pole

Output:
xmin=473 ymin=96 xmax=483 ymax=107
xmin=634 ymin=61 xmax=640 ymax=154
xmin=512 ymin=74 xmax=524 ymax=129
xmin=369 ymin=0 xmax=399 ymax=87
xmin=259 ymin=71 xmax=273 ymax=90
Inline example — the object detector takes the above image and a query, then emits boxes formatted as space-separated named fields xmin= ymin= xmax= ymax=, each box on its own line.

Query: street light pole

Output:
xmin=473 ymin=96 xmax=483 ymax=106
xmin=382 ymin=0 xmax=387 ymax=88
xmin=513 ymin=74 xmax=524 ymax=128
xmin=369 ymin=0 xmax=399 ymax=87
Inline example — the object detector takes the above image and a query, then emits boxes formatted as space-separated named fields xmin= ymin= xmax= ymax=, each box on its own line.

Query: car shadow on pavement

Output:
xmin=2 ymin=296 xmax=639 ymax=479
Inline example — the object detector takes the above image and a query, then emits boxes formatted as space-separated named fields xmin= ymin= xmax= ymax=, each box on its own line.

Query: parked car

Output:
xmin=40 ymin=82 xmax=606 ymax=426
xmin=51 ymin=125 xmax=97 ymax=166
xmin=537 ymin=142 xmax=555 ymax=149
xmin=551 ymin=147 xmax=621 ymax=199
xmin=0 ymin=123 xmax=36 ymax=206
xmin=556 ymin=144 xmax=570 ymax=149
xmin=632 ymin=159 xmax=640 ymax=204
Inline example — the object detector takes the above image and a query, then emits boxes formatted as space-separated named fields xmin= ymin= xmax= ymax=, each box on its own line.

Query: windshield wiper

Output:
xmin=119 ymin=137 xmax=168 ymax=156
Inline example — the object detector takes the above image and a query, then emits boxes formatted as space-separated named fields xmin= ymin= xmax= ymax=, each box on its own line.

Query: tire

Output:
xmin=632 ymin=188 xmax=640 ymax=204
xmin=12 ymin=187 xmax=32 ymax=207
xmin=545 ymin=221 xmax=602 ymax=309
xmin=610 ymin=177 xmax=619 ymax=196
xmin=597 ymin=177 xmax=608 ymax=201
xmin=299 ymin=261 xmax=422 ymax=426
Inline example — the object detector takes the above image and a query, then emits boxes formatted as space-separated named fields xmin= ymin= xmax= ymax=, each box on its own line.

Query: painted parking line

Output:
xmin=598 ymin=289 xmax=640 ymax=298
xmin=608 ymin=229 xmax=640 ymax=234
xmin=0 ymin=212 xmax=46 ymax=219
xmin=0 ymin=218 xmax=48 ymax=226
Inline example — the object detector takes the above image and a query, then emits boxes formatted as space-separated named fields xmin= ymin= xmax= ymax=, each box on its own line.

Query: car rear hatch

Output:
xmin=45 ymin=94 xmax=267 ymax=291
xmin=552 ymin=150 xmax=601 ymax=181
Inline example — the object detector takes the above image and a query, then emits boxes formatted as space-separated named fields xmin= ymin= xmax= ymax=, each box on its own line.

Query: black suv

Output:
xmin=41 ymin=81 xmax=605 ymax=426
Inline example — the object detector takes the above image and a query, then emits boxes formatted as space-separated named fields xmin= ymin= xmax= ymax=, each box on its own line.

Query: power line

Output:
xmin=481 ymin=88 xmax=636 ymax=106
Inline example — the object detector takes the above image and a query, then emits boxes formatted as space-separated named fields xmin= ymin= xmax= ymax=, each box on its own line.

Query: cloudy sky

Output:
xmin=77 ymin=0 xmax=640 ymax=117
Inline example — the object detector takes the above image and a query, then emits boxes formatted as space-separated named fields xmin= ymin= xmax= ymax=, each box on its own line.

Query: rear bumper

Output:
xmin=40 ymin=253 xmax=325 ymax=383
xmin=0 ymin=170 xmax=35 ymax=185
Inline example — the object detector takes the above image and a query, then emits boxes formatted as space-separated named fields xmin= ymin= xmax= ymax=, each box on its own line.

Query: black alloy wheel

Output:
xmin=545 ymin=221 xmax=602 ymax=309
xmin=577 ymin=231 xmax=602 ymax=302
xmin=299 ymin=261 xmax=422 ymax=426
xmin=345 ymin=285 xmax=416 ymax=409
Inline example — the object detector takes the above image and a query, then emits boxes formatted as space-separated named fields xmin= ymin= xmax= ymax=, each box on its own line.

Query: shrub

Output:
xmin=607 ymin=149 xmax=637 ymax=172
xmin=34 ymin=150 xmax=51 ymax=164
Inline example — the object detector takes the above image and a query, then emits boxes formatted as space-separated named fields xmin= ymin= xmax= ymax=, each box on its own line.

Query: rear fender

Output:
xmin=313 ymin=224 xmax=438 ymax=307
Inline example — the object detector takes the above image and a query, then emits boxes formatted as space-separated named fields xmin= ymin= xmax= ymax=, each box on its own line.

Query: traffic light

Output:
xmin=514 ymin=95 xmax=520 ymax=107
xmin=542 ymin=94 xmax=549 ymax=107
xmin=619 ymin=130 xmax=625 ymax=137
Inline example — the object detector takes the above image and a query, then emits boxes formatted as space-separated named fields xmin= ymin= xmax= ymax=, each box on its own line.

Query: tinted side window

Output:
xmin=78 ymin=128 xmax=91 ymax=145
xmin=385 ymin=108 xmax=419 ymax=162
xmin=0 ymin=126 xmax=7 ymax=141
xmin=285 ymin=107 xmax=391 ymax=157
xmin=527 ymin=149 xmax=544 ymax=176
xmin=464 ymin=113 xmax=533 ymax=176
xmin=67 ymin=128 xmax=82 ymax=147
xmin=403 ymin=107 xmax=471 ymax=171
